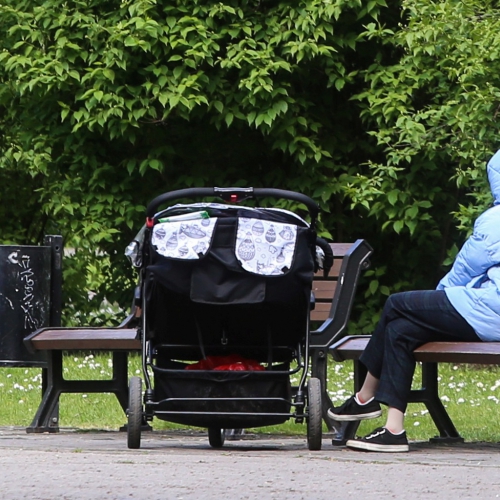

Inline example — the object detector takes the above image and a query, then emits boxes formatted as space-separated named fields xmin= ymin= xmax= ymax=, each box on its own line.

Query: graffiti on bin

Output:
xmin=7 ymin=251 xmax=40 ymax=330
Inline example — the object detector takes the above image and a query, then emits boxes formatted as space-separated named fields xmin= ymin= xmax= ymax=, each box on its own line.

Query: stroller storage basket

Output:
xmin=152 ymin=367 xmax=293 ymax=429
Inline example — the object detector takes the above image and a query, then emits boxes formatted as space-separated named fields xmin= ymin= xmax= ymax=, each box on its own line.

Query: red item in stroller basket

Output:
xmin=214 ymin=361 xmax=265 ymax=371
xmin=185 ymin=354 xmax=264 ymax=371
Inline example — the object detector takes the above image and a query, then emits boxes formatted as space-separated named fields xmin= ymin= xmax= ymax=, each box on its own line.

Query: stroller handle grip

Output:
xmin=146 ymin=187 xmax=319 ymax=220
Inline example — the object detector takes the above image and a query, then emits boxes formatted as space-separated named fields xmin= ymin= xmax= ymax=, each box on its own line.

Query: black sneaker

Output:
xmin=346 ymin=427 xmax=409 ymax=452
xmin=327 ymin=395 xmax=382 ymax=421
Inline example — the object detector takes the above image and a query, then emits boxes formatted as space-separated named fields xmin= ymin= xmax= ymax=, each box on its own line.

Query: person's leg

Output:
xmin=385 ymin=407 xmax=405 ymax=434
xmin=357 ymin=372 xmax=379 ymax=403
xmin=329 ymin=291 xmax=479 ymax=437
xmin=365 ymin=290 xmax=480 ymax=414
xmin=326 ymin=299 xmax=394 ymax=421
xmin=338 ymin=288 xmax=418 ymax=406
xmin=344 ymin=290 xmax=481 ymax=452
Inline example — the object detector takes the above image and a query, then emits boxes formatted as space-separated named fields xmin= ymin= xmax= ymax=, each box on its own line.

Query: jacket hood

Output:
xmin=487 ymin=150 xmax=500 ymax=205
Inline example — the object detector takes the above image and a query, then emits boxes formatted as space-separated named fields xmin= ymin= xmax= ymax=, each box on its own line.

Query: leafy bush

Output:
xmin=1 ymin=0 xmax=500 ymax=329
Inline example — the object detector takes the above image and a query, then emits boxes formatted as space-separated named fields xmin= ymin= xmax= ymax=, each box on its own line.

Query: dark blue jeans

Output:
xmin=360 ymin=290 xmax=481 ymax=413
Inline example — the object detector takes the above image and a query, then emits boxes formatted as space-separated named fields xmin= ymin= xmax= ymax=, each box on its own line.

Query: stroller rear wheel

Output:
xmin=208 ymin=428 xmax=225 ymax=448
xmin=306 ymin=377 xmax=322 ymax=451
xmin=127 ymin=376 xmax=143 ymax=449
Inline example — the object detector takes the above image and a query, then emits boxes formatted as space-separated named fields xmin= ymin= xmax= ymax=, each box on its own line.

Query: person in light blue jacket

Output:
xmin=327 ymin=150 xmax=500 ymax=453
xmin=436 ymin=150 xmax=500 ymax=340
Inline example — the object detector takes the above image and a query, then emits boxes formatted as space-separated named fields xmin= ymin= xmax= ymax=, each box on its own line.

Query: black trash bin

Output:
xmin=0 ymin=236 xmax=62 ymax=367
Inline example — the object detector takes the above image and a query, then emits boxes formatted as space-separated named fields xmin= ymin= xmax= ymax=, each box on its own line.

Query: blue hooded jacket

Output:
xmin=437 ymin=150 xmax=500 ymax=341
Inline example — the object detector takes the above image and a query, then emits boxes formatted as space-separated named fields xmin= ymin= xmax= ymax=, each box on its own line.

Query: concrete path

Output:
xmin=1 ymin=427 xmax=500 ymax=499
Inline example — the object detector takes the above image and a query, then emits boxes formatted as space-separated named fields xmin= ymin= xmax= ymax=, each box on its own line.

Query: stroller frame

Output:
xmin=126 ymin=187 xmax=331 ymax=450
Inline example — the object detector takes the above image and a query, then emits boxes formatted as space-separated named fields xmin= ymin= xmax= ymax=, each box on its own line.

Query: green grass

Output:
xmin=1 ymin=353 xmax=500 ymax=442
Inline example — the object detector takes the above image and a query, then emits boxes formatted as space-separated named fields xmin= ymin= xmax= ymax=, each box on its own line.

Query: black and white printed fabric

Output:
xmin=146 ymin=202 xmax=315 ymax=306
xmin=236 ymin=218 xmax=297 ymax=275
xmin=152 ymin=218 xmax=217 ymax=260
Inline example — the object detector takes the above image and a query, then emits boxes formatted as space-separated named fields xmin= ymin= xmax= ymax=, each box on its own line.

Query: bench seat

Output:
xmin=24 ymin=322 xmax=141 ymax=434
xmin=331 ymin=335 xmax=500 ymax=364
xmin=26 ymin=327 xmax=141 ymax=351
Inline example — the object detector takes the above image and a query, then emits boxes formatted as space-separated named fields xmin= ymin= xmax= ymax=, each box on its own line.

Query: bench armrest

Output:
xmin=310 ymin=239 xmax=372 ymax=349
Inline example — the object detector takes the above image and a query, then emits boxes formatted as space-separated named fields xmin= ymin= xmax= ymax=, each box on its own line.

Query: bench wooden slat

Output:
xmin=314 ymin=259 xmax=342 ymax=277
xmin=310 ymin=304 xmax=332 ymax=322
xmin=329 ymin=336 xmax=368 ymax=361
xmin=27 ymin=241 xmax=347 ymax=352
xmin=313 ymin=242 xmax=356 ymax=278
xmin=312 ymin=280 xmax=337 ymax=299
xmin=328 ymin=242 xmax=356 ymax=257
xmin=415 ymin=342 xmax=500 ymax=364
xmin=28 ymin=328 xmax=141 ymax=351
xmin=310 ymin=242 xmax=351 ymax=323
xmin=330 ymin=336 xmax=500 ymax=365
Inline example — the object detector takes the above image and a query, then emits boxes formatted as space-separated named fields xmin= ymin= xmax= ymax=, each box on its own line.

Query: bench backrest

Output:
xmin=310 ymin=239 xmax=373 ymax=349
xmin=26 ymin=241 xmax=373 ymax=354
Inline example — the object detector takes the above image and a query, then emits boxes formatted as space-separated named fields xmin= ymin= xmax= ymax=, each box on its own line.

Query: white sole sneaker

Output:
xmin=346 ymin=439 xmax=409 ymax=453
xmin=327 ymin=408 xmax=382 ymax=421
xmin=345 ymin=427 xmax=410 ymax=453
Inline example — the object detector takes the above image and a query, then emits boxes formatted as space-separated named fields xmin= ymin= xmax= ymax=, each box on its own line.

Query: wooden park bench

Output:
xmin=23 ymin=239 xmax=374 ymax=434
xmin=24 ymin=317 xmax=141 ymax=433
xmin=26 ymin=236 xmax=499 ymax=444
xmin=329 ymin=335 xmax=500 ymax=444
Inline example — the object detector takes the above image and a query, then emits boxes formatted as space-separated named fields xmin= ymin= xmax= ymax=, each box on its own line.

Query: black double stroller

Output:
xmin=125 ymin=187 xmax=333 ymax=450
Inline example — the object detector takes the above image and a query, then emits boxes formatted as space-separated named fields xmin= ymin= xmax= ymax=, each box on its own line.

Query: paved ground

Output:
xmin=1 ymin=427 xmax=500 ymax=499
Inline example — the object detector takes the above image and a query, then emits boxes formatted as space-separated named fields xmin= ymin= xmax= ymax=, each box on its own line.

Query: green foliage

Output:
xmin=1 ymin=0 xmax=500 ymax=330
xmin=0 ymin=0 xmax=392 ymax=325
xmin=344 ymin=0 xmax=500 ymax=331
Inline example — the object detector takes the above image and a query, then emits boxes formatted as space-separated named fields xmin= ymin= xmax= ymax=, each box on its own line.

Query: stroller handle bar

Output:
xmin=146 ymin=187 xmax=319 ymax=221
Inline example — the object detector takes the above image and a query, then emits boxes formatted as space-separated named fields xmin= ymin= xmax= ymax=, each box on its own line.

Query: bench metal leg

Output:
xmin=409 ymin=362 xmax=463 ymax=443
xmin=26 ymin=350 xmax=141 ymax=433
xmin=27 ymin=351 xmax=62 ymax=433
xmin=330 ymin=359 xmax=365 ymax=445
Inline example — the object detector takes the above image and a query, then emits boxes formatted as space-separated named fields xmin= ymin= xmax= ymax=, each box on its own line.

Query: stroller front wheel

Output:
xmin=208 ymin=428 xmax=225 ymax=448
xmin=127 ymin=376 xmax=143 ymax=449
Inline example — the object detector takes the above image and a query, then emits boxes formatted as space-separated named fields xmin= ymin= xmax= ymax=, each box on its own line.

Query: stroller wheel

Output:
xmin=127 ymin=376 xmax=143 ymax=449
xmin=306 ymin=377 xmax=323 ymax=451
xmin=208 ymin=428 xmax=225 ymax=448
